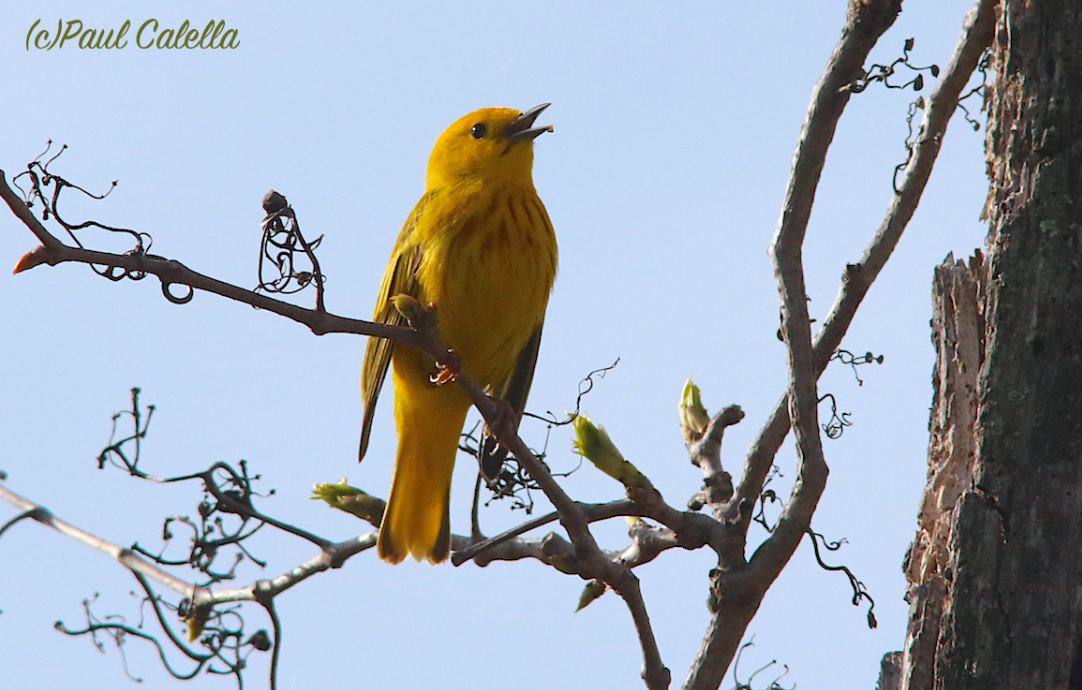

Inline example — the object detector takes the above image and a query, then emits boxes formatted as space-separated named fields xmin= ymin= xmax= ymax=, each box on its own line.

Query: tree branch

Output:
xmin=686 ymin=1 xmax=996 ymax=687
xmin=686 ymin=0 xmax=906 ymax=687
xmin=0 ymin=480 xmax=203 ymax=599
xmin=688 ymin=406 xmax=745 ymax=508
xmin=0 ymin=168 xmax=417 ymax=346
xmin=728 ymin=0 xmax=996 ymax=528
xmin=468 ymin=407 xmax=672 ymax=688
xmin=0 ymin=475 xmax=382 ymax=607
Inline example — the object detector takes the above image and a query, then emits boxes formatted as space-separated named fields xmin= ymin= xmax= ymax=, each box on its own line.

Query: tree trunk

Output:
xmin=891 ymin=1 xmax=1082 ymax=688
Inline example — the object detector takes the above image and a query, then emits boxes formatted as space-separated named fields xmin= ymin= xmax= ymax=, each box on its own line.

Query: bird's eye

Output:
xmin=470 ymin=123 xmax=487 ymax=139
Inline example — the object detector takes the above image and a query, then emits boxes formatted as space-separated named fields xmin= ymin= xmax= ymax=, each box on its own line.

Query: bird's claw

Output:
xmin=481 ymin=425 xmax=506 ymax=451
xmin=430 ymin=367 xmax=458 ymax=385
xmin=483 ymin=398 xmax=519 ymax=445
xmin=429 ymin=350 xmax=462 ymax=385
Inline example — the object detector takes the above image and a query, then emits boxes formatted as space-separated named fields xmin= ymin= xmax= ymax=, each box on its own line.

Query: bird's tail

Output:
xmin=378 ymin=366 xmax=469 ymax=564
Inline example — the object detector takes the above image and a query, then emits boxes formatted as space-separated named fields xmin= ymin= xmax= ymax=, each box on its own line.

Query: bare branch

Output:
xmin=729 ymin=0 xmax=997 ymax=526
xmin=3 ymin=457 xmax=683 ymax=688
xmin=687 ymin=405 xmax=745 ymax=508
xmin=684 ymin=2 xmax=996 ymax=687
xmin=0 ymin=480 xmax=202 ymax=599
xmin=456 ymin=499 xmax=684 ymax=567
xmin=464 ymin=390 xmax=672 ymax=687
xmin=685 ymin=0 xmax=906 ymax=687
xmin=616 ymin=520 xmax=680 ymax=571
xmin=0 ymin=168 xmax=417 ymax=346
xmin=0 ymin=477 xmax=378 ymax=610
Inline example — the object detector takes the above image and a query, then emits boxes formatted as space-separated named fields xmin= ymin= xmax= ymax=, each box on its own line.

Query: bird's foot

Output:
xmin=430 ymin=349 xmax=462 ymax=385
xmin=483 ymin=397 xmax=519 ymax=447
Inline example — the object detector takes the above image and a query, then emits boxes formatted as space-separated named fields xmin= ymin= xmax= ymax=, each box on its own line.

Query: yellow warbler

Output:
xmin=359 ymin=105 xmax=558 ymax=564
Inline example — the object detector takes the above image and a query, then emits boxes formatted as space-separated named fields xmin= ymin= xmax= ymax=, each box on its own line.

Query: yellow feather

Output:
xmin=360 ymin=106 xmax=558 ymax=563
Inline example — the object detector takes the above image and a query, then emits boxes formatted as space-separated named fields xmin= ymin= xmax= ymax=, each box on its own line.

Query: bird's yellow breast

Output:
xmin=415 ymin=180 xmax=557 ymax=388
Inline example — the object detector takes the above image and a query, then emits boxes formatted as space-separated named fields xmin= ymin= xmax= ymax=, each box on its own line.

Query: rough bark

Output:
xmin=879 ymin=651 xmax=903 ymax=690
xmin=896 ymin=1 xmax=1082 ymax=687
xmin=896 ymin=253 xmax=985 ymax=690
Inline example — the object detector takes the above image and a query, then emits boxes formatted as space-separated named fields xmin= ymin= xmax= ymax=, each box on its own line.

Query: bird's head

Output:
xmin=426 ymin=104 xmax=552 ymax=190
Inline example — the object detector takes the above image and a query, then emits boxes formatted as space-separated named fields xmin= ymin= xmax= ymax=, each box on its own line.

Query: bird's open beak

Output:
xmin=503 ymin=103 xmax=553 ymax=142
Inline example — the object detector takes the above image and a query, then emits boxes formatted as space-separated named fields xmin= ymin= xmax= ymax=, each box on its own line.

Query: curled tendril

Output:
xmin=893 ymin=97 xmax=927 ymax=193
xmin=848 ymin=37 xmax=940 ymax=94
xmin=256 ymin=190 xmax=326 ymax=312
xmin=751 ymin=465 xmax=784 ymax=533
xmin=830 ymin=348 xmax=884 ymax=386
xmin=99 ymin=389 xmax=276 ymax=583
xmin=474 ymin=450 xmax=581 ymax=515
xmin=844 ymin=38 xmax=950 ymax=195
xmin=162 ymin=281 xmax=195 ymax=304
xmin=56 ymin=586 xmax=272 ymax=686
xmin=522 ymin=358 xmax=620 ymax=427
xmin=83 ymin=387 xmax=335 ymax=687
xmin=463 ymin=361 xmax=616 ymax=512
xmin=817 ymin=393 xmax=852 ymax=440
xmin=956 ymin=48 xmax=991 ymax=131
xmin=807 ymin=528 xmax=877 ymax=629
xmin=12 ymin=143 xmax=158 ymax=284
xmin=730 ymin=637 xmax=794 ymax=690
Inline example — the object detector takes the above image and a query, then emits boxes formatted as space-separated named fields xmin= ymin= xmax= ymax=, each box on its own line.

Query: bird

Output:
xmin=359 ymin=104 xmax=558 ymax=564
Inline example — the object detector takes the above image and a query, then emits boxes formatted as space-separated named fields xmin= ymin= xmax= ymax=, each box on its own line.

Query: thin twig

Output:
xmin=0 ymin=479 xmax=377 ymax=607
xmin=455 ymin=499 xmax=655 ymax=566
xmin=254 ymin=588 xmax=283 ymax=690
xmin=454 ymin=510 xmax=559 ymax=566
xmin=0 ymin=508 xmax=40 ymax=541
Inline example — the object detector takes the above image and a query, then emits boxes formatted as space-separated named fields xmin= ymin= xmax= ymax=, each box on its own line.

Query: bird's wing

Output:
xmin=480 ymin=324 xmax=544 ymax=480
xmin=358 ymin=196 xmax=431 ymax=462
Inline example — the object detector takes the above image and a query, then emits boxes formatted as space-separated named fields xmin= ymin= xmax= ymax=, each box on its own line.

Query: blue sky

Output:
xmin=1 ymin=2 xmax=988 ymax=688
